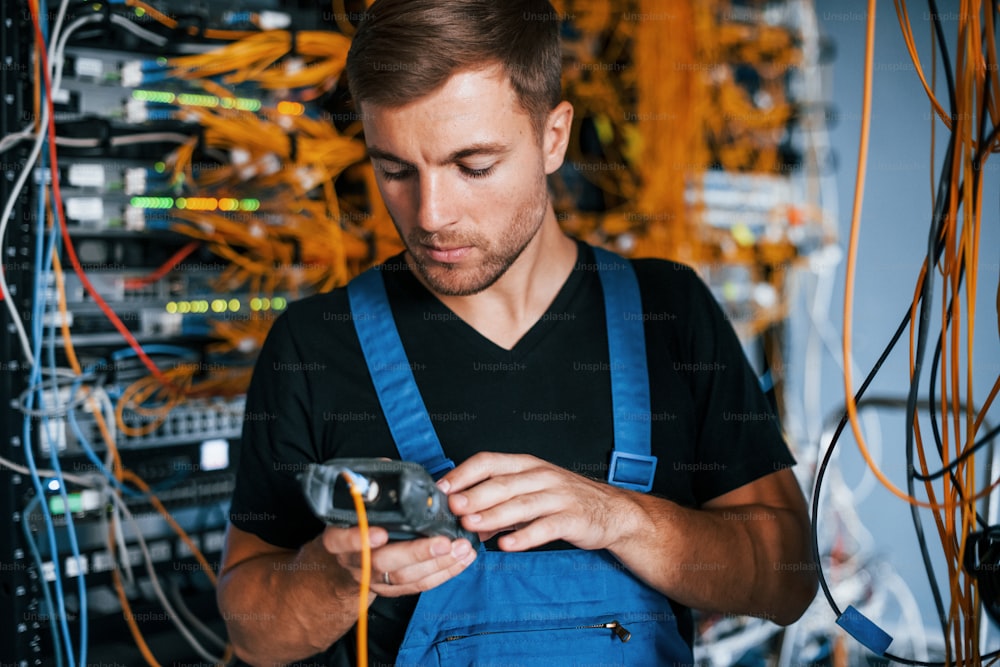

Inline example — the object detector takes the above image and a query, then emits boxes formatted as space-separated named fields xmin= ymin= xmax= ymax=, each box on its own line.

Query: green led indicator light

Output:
xmin=129 ymin=196 xmax=173 ymax=209
xmin=177 ymin=93 xmax=218 ymax=108
xmin=133 ymin=89 xmax=175 ymax=104
xmin=235 ymin=98 xmax=262 ymax=112
xmin=49 ymin=493 xmax=84 ymax=515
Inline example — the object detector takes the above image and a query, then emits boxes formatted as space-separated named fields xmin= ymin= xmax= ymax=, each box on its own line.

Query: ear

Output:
xmin=542 ymin=101 xmax=574 ymax=175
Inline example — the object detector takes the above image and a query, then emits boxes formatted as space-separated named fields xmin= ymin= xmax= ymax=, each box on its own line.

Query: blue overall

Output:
xmin=347 ymin=248 xmax=694 ymax=666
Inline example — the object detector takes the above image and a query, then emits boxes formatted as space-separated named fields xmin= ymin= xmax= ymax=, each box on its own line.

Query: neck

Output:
xmin=416 ymin=215 xmax=578 ymax=350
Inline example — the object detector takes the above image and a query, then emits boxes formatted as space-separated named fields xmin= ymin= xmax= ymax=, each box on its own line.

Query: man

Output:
xmin=217 ymin=1 xmax=817 ymax=665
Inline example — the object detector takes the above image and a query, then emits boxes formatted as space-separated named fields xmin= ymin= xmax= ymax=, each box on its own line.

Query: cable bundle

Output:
xmin=166 ymin=29 xmax=353 ymax=94
xmin=817 ymin=0 xmax=1000 ymax=664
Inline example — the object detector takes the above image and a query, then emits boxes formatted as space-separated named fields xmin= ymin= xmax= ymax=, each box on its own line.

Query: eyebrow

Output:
xmin=367 ymin=142 xmax=510 ymax=168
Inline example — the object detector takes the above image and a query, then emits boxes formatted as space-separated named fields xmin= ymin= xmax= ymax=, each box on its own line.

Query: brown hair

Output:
xmin=346 ymin=0 xmax=563 ymax=136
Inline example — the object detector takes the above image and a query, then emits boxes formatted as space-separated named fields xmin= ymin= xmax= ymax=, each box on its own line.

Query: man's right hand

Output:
xmin=322 ymin=525 xmax=477 ymax=597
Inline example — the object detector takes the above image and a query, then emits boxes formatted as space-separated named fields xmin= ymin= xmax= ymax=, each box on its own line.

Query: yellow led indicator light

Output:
xmin=228 ymin=299 xmax=241 ymax=312
xmin=277 ymin=101 xmax=305 ymax=116
xmin=219 ymin=198 xmax=239 ymax=211
xmin=177 ymin=302 xmax=192 ymax=314
xmin=249 ymin=298 xmax=262 ymax=312
xmin=165 ymin=302 xmax=178 ymax=314
xmin=260 ymin=297 xmax=271 ymax=311
xmin=211 ymin=299 xmax=227 ymax=313
xmin=184 ymin=197 xmax=219 ymax=211
xmin=731 ymin=223 xmax=755 ymax=248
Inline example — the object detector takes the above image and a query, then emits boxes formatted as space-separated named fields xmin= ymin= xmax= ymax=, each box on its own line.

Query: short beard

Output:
xmin=399 ymin=186 xmax=549 ymax=297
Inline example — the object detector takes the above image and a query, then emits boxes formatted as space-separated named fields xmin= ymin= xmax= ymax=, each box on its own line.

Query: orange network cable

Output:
xmin=166 ymin=30 xmax=352 ymax=92
xmin=841 ymin=0 xmax=999 ymax=514
xmin=122 ymin=0 xmax=255 ymax=41
xmin=843 ymin=0 xmax=998 ymax=662
xmin=893 ymin=0 xmax=951 ymax=127
xmin=342 ymin=473 xmax=371 ymax=667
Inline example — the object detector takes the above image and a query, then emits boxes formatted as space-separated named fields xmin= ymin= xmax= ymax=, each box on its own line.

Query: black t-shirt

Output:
xmin=229 ymin=241 xmax=795 ymax=666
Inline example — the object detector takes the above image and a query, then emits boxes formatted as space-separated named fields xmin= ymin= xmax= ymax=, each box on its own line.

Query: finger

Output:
xmin=320 ymin=525 xmax=389 ymax=555
xmin=495 ymin=515 xmax=568 ymax=552
xmin=450 ymin=466 xmax=560 ymax=517
xmin=437 ymin=452 xmax=538 ymax=494
xmin=460 ymin=489 xmax=563 ymax=536
xmin=371 ymin=539 xmax=478 ymax=596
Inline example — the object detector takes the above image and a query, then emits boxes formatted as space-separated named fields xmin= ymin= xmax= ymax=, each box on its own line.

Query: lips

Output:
xmin=422 ymin=244 xmax=472 ymax=263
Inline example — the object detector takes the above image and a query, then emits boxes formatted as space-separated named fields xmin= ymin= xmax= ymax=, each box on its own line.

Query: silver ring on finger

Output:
xmin=382 ymin=570 xmax=392 ymax=586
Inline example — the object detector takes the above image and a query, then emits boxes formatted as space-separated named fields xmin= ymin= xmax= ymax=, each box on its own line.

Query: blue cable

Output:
xmin=64 ymin=365 xmax=142 ymax=497
xmin=21 ymin=496 xmax=64 ymax=667
xmin=25 ymin=123 xmax=77 ymax=667
xmin=110 ymin=344 xmax=194 ymax=362
xmin=40 ymin=226 xmax=88 ymax=667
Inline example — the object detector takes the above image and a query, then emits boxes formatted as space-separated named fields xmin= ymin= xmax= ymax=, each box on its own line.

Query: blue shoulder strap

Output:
xmin=347 ymin=248 xmax=657 ymax=491
xmin=592 ymin=248 xmax=657 ymax=492
xmin=347 ymin=269 xmax=455 ymax=478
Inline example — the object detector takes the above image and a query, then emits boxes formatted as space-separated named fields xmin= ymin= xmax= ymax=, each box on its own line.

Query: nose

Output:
xmin=415 ymin=171 xmax=457 ymax=233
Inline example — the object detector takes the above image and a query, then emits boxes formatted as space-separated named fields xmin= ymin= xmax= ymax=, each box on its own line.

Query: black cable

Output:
xmin=809 ymin=317 xmax=1000 ymax=665
xmin=807 ymin=121 xmax=1000 ymax=663
xmin=904 ymin=128 xmax=956 ymax=650
xmin=927 ymin=0 xmax=957 ymax=119
xmin=819 ymin=394 xmax=991 ymax=527
xmin=811 ymin=309 xmax=904 ymax=626
xmin=920 ymin=262 xmax=990 ymax=485
xmin=911 ymin=423 xmax=1000 ymax=482
xmin=919 ymin=258 xmax=990 ymax=528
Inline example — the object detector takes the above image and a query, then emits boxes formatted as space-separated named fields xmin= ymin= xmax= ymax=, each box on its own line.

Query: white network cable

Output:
xmin=104 ymin=491 xmax=229 ymax=665
xmin=0 ymin=9 xmax=101 ymax=367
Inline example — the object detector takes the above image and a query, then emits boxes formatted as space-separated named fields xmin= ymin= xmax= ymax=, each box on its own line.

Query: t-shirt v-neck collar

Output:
xmin=389 ymin=241 xmax=591 ymax=361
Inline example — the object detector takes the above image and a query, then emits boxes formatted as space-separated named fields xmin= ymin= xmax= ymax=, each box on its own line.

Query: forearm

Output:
xmin=218 ymin=535 xmax=370 ymax=666
xmin=608 ymin=491 xmax=817 ymax=625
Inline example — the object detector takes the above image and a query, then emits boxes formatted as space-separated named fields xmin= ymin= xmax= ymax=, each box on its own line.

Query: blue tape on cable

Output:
xmin=759 ymin=369 xmax=774 ymax=393
xmin=836 ymin=605 xmax=893 ymax=655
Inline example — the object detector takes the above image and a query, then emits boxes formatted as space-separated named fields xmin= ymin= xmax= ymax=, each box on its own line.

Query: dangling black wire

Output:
xmin=903 ymin=121 xmax=956 ymax=655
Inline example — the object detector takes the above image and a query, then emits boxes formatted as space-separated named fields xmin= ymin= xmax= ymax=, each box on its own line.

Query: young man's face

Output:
xmin=361 ymin=65 xmax=567 ymax=296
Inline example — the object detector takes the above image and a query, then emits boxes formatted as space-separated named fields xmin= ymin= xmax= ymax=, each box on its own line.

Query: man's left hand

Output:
xmin=436 ymin=452 xmax=639 ymax=552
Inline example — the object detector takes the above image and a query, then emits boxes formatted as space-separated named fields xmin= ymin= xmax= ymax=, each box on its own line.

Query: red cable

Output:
xmin=124 ymin=241 xmax=200 ymax=289
xmin=28 ymin=3 xmax=177 ymax=390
